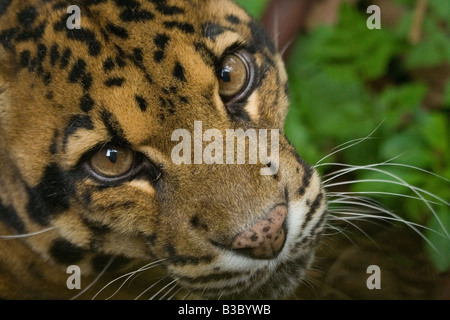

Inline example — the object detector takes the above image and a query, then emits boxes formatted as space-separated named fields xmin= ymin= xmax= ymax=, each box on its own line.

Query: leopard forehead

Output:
xmin=0 ymin=0 xmax=288 ymax=174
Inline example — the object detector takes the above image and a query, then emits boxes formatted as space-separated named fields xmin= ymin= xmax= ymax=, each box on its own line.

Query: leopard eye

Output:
xmin=218 ymin=52 xmax=251 ymax=101
xmin=90 ymin=145 xmax=135 ymax=178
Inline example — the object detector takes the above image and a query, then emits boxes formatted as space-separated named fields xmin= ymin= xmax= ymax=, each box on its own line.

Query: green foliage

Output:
xmin=426 ymin=206 xmax=450 ymax=272
xmin=234 ymin=0 xmax=270 ymax=18
xmin=239 ymin=0 xmax=449 ymax=270
xmin=287 ymin=2 xmax=449 ymax=269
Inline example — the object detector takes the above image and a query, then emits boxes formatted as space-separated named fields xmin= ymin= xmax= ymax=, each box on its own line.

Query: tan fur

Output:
xmin=0 ymin=0 xmax=327 ymax=299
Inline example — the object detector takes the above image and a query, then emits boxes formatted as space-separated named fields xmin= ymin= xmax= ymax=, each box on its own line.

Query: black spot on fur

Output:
xmin=26 ymin=164 xmax=72 ymax=225
xmin=0 ymin=199 xmax=26 ymax=234
xmin=226 ymin=101 xmax=251 ymax=122
xmin=190 ymin=215 xmax=209 ymax=232
xmin=0 ymin=28 xmax=18 ymax=49
xmin=81 ymin=73 xmax=93 ymax=91
xmin=105 ymin=77 xmax=125 ymax=87
xmin=298 ymin=187 xmax=305 ymax=196
xmin=226 ymin=15 xmax=241 ymax=25
xmin=52 ymin=14 xmax=66 ymax=32
xmin=17 ymin=6 xmax=37 ymax=27
xmin=106 ymin=23 xmax=129 ymax=39
xmin=101 ymin=110 xmax=129 ymax=145
xmin=159 ymin=96 xmax=167 ymax=110
xmin=19 ymin=50 xmax=32 ymax=70
xmin=166 ymin=244 xmax=176 ymax=257
xmin=202 ymin=23 xmax=230 ymax=41
xmin=163 ymin=21 xmax=194 ymax=34
xmin=68 ymin=59 xmax=86 ymax=83
xmin=80 ymin=94 xmax=95 ymax=112
xmin=173 ymin=62 xmax=186 ymax=82
xmin=153 ymin=50 xmax=164 ymax=62
xmin=132 ymin=47 xmax=143 ymax=65
xmin=50 ymin=238 xmax=84 ymax=264
xmin=59 ymin=48 xmax=72 ymax=69
xmin=82 ymin=0 xmax=107 ymax=6
xmin=52 ymin=1 xmax=68 ymax=10
xmin=66 ymin=28 xmax=102 ymax=56
xmin=301 ymin=193 xmax=324 ymax=229
xmin=50 ymin=43 xmax=60 ymax=66
xmin=115 ymin=55 xmax=126 ymax=68
xmin=247 ymin=19 xmax=276 ymax=55
xmin=103 ymin=57 xmax=115 ymax=72
xmin=297 ymin=165 xmax=313 ymax=196
xmin=15 ymin=21 xmax=46 ymax=43
xmin=135 ymin=95 xmax=148 ymax=112
xmin=153 ymin=33 xmax=169 ymax=62
xmin=0 ymin=0 xmax=12 ymax=17
xmin=154 ymin=33 xmax=169 ymax=49
xmin=114 ymin=0 xmax=154 ymax=22
xmin=121 ymin=8 xmax=154 ymax=22
xmin=194 ymin=41 xmax=218 ymax=67
xmin=43 ymin=72 xmax=52 ymax=85
xmin=37 ymin=43 xmax=46 ymax=62
xmin=50 ymin=130 xmax=59 ymax=154
xmin=167 ymin=99 xmax=175 ymax=114
xmin=148 ymin=0 xmax=184 ymax=15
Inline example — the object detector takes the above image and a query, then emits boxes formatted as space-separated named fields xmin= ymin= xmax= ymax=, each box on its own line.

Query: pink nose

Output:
xmin=231 ymin=205 xmax=287 ymax=259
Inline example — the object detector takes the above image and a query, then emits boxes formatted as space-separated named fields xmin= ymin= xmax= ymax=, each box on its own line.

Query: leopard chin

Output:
xmin=166 ymin=197 xmax=327 ymax=299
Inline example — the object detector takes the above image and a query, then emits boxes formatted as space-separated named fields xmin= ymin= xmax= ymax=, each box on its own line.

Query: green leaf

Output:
xmin=234 ymin=0 xmax=270 ymax=18
xmin=405 ymin=19 xmax=450 ymax=68
xmin=377 ymin=83 xmax=428 ymax=129
xmin=429 ymin=0 xmax=450 ymax=23
xmin=426 ymin=206 xmax=450 ymax=271
xmin=311 ymin=3 xmax=399 ymax=81
xmin=443 ymin=80 xmax=450 ymax=107
xmin=380 ymin=131 xmax=434 ymax=168
xmin=421 ymin=113 xmax=448 ymax=153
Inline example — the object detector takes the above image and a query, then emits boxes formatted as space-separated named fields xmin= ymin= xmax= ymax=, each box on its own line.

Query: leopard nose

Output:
xmin=231 ymin=205 xmax=287 ymax=259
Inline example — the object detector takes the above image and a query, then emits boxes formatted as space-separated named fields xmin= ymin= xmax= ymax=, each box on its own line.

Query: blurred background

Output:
xmin=235 ymin=0 xmax=449 ymax=299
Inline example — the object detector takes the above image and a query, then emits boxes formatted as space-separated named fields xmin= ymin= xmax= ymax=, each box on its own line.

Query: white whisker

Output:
xmin=71 ymin=256 xmax=114 ymax=300
xmin=150 ymin=278 xmax=178 ymax=300
xmin=181 ymin=290 xmax=192 ymax=300
xmin=314 ymin=121 xmax=385 ymax=166
xmin=327 ymin=191 xmax=442 ymax=206
xmin=135 ymin=276 xmax=167 ymax=300
xmin=92 ymin=259 xmax=166 ymax=300
xmin=329 ymin=215 xmax=381 ymax=249
xmin=0 ymin=227 xmax=55 ymax=239
xmin=168 ymin=286 xmax=183 ymax=300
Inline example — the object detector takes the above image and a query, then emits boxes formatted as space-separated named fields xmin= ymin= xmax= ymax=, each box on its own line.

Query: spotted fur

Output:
xmin=0 ymin=0 xmax=327 ymax=299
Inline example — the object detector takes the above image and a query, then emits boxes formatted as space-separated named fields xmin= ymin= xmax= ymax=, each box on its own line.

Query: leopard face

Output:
xmin=0 ymin=0 xmax=326 ymax=299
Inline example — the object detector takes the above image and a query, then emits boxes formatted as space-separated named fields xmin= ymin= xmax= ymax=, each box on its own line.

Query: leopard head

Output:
xmin=0 ymin=0 xmax=326 ymax=299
